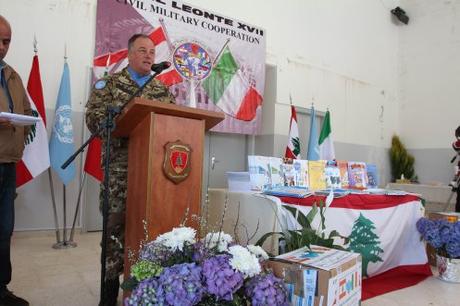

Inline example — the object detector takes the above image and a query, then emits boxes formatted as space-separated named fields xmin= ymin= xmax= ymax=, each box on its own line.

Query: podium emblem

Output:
xmin=163 ymin=140 xmax=192 ymax=184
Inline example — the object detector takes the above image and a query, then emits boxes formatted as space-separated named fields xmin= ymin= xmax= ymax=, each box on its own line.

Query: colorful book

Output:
xmin=308 ymin=160 xmax=326 ymax=190
xmin=293 ymin=159 xmax=309 ymax=188
xmin=337 ymin=160 xmax=349 ymax=189
xmin=263 ymin=186 xmax=312 ymax=198
xmin=280 ymin=159 xmax=296 ymax=187
xmin=248 ymin=155 xmax=271 ymax=191
xmin=268 ymin=157 xmax=283 ymax=188
xmin=347 ymin=162 xmax=368 ymax=189
xmin=366 ymin=164 xmax=379 ymax=189
xmin=324 ymin=160 xmax=342 ymax=189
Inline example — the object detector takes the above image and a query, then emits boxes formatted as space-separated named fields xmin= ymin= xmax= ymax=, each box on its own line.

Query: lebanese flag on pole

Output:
xmin=318 ymin=110 xmax=335 ymax=160
xmin=202 ymin=46 xmax=262 ymax=121
xmin=83 ymin=137 xmax=103 ymax=182
xmin=285 ymin=105 xmax=301 ymax=159
xmin=16 ymin=55 xmax=50 ymax=187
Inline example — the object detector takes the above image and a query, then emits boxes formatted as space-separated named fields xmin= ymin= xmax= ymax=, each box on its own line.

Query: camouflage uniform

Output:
xmin=85 ymin=67 xmax=175 ymax=280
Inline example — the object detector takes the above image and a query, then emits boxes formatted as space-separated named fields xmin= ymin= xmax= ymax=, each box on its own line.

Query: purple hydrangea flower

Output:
xmin=202 ymin=254 xmax=244 ymax=301
xmin=439 ymin=221 xmax=453 ymax=244
xmin=446 ymin=240 xmax=460 ymax=258
xmin=124 ymin=278 xmax=164 ymax=306
xmin=416 ymin=218 xmax=431 ymax=236
xmin=245 ymin=273 xmax=289 ymax=306
xmin=192 ymin=241 xmax=212 ymax=264
xmin=157 ymin=263 xmax=204 ymax=306
xmin=452 ymin=222 xmax=460 ymax=242
xmin=424 ymin=225 xmax=443 ymax=249
xmin=139 ymin=241 xmax=173 ymax=264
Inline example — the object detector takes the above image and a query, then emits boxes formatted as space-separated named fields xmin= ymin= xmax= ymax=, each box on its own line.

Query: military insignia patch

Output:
xmin=163 ymin=140 xmax=192 ymax=184
xmin=94 ymin=79 xmax=106 ymax=90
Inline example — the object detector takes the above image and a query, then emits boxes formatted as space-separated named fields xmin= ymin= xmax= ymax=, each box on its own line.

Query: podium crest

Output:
xmin=163 ymin=140 xmax=191 ymax=184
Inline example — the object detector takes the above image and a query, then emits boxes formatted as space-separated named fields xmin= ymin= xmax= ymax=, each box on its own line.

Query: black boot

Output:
xmin=99 ymin=278 xmax=120 ymax=306
xmin=0 ymin=289 xmax=29 ymax=306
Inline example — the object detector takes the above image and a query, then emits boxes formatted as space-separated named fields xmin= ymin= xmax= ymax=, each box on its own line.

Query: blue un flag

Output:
xmin=49 ymin=62 xmax=76 ymax=185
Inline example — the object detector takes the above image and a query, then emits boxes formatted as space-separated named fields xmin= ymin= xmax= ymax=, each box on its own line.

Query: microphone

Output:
xmin=151 ymin=61 xmax=171 ymax=74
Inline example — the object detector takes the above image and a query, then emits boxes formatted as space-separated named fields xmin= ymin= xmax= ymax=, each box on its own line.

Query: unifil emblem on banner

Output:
xmin=163 ymin=140 xmax=191 ymax=184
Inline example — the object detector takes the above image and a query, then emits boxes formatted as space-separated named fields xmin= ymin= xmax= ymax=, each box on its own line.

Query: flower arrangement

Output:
xmin=416 ymin=217 xmax=460 ymax=259
xmin=123 ymin=227 xmax=289 ymax=306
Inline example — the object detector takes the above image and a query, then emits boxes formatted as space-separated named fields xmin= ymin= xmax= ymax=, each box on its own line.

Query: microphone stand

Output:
xmin=61 ymin=68 xmax=164 ymax=305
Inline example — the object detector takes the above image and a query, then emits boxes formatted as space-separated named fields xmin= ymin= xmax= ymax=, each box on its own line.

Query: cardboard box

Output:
xmin=426 ymin=212 xmax=460 ymax=266
xmin=267 ymin=246 xmax=362 ymax=306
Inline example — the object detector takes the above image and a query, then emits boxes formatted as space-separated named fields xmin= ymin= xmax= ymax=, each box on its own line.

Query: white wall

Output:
xmin=399 ymin=0 xmax=460 ymax=149
xmin=398 ymin=1 xmax=460 ymax=183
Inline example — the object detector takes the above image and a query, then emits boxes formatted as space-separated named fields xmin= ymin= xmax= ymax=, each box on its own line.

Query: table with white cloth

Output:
xmin=207 ymin=188 xmax=432 ymax=300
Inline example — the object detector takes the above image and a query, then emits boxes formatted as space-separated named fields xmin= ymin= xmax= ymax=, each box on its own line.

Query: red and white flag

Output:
xmin=83 ymin=137 xmax=103 ymax=182
xmin=285 ymin=105 xmax=301 ymax=159
xmin=16 ymin=55 xmax=50 ymax=187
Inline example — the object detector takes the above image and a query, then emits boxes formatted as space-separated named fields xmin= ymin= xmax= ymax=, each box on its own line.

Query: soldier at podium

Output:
xmin=85 ymin=33 xmax=175 ymax=305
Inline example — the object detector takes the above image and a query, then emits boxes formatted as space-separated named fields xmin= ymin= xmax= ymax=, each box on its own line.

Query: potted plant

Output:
xmin=416 ymin=217 xmax=460 ymax=282
xmin=256 ymin=201 xmax=349 ymax=255
xmin=389 ymin=135 xmax=417 ymax=183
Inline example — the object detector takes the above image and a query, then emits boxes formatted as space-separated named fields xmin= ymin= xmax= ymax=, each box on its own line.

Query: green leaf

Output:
xmin=255 ymin=231 xmax=285 ymax=247
xmin=284 ymin=206 xmax=312 ymax=229
xmin=120 ymin=276 xmax=139 ymax=291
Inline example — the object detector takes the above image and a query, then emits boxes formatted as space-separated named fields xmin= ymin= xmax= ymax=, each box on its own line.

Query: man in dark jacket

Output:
xmin=0 ymin=15 xmax=31 ymax=306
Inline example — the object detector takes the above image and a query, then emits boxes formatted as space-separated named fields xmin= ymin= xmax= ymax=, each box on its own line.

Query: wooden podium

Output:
xmin=113 ymin=98 xmax=224 ymax=277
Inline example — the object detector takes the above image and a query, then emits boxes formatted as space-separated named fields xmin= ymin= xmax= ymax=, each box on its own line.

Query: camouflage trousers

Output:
xmin=100 ymin=167 xmax=128 ymax=281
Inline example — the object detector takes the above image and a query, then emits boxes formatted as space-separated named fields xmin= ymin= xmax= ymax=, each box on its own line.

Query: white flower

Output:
xmin=203 ymin=232 xmax=233 ymax=252
xmin=247 ymin=244 xmax=269 ymax=260
xmin=154 ymin=227 xmax=196 ymax=251
xmin=228 ymin=245 xmax=261 ymax=278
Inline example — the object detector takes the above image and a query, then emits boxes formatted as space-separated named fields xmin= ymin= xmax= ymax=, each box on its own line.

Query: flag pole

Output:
xmin=34 ymin=37 xmax=61 ymax=246
xmin=158 ymin=18 xmax=174 ymax=52
xmin=69 ymin=173 xmax=85 ymax=242
xmin=53 ymin=183 xmax=76 ymax=248
xmin=52 ymin=47 xmax=76 ymax=249
xmin=47 ymin=170 xmax=61 ymax=244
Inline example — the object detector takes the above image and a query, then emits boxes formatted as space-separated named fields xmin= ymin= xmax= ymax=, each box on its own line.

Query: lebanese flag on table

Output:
xmin=202 ymin=45 xmax=263 ymax=121
xmin=16 ymin=55 xmax=50 ymax=187
xmin=284 ymin=105 xmax=301 ymax=159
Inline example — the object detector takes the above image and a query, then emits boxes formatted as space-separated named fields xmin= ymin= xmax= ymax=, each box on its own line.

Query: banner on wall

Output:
xmin=94 ymin=0 xmax=266 ymax=134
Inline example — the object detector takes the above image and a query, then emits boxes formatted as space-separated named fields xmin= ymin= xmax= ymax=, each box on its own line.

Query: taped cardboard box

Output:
xmin=426 ymin=212 xmax=460 ymax=266
xmin=267 ymin=246 xmax=362 ymax=306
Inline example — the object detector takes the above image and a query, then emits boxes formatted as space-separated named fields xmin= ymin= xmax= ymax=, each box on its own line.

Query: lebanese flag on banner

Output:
xmin=202 ymin=46 xmax=263 ymax=121
xmin=92 ymin=26 xmax=182 ymax=86
xmin=284 ymin=105 xmax=301 ymax=159
xmin=16 ymin=55 xmax=50 ymax=187
xmin=318 ymin=110 xmax=335 ymax=160
xmin=83 ymin=137 xmax=103 ymax=182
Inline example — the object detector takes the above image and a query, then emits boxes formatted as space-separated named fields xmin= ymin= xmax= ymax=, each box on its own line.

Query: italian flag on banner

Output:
xmin=319 ymin=110 xmax=335 ymax=160
xmin=202 ymin=46 xmax=262 ymax=121
xmin=16 ymin=55 xmax=50 ymax=187
xmin=285 ymin=105 xmax=300 ymax=159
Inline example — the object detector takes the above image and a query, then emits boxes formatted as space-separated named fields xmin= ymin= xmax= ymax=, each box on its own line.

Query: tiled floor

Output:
xmin=8 ymin=231 xmax=460 ymax=306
